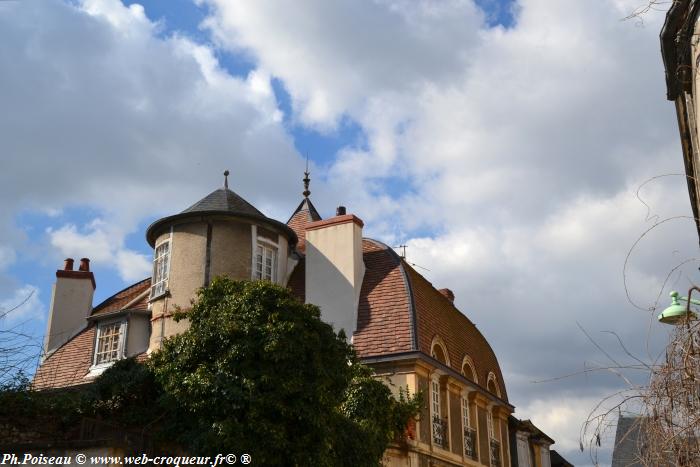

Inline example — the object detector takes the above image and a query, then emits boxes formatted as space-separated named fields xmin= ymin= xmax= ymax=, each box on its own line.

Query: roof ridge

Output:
xmin=92 ymin=277 xmax=151 ymax=313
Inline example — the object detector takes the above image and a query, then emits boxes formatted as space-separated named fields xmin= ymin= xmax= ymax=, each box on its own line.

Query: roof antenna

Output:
xmin=394 ymin=244 xmax=407 ymax=259
xmin=302 ymin=156 xmax=311 ymax=198
xmin=223 ymin=169 xmax=229 ymax=189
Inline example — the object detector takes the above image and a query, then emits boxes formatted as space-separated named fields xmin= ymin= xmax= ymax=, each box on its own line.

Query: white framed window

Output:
xmin=93 ymin=320 xmax=127 ymax=366
xmin=462 ymin=396 xmax=470 ymax=429
xmin=431 ymin=379 xmax=441 ymax=418
xmin=151 ymin=240 xmax=170 ymax=298
xmin=254 ymin=241 xmax=277 ymax=282
xmin=487 ymin=410 xmax=495 ymax=439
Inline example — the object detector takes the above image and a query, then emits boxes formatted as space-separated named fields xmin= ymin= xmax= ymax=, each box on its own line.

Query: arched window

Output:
xmin=461 ymin=355 xmax=478 ymax=383
xmin=430 ymin=335 xmax=450 ymax=366
xmin=487 ymin=372 xmax=502 ymax=398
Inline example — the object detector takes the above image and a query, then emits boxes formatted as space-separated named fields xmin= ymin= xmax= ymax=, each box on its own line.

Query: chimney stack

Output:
xmin=305 ymin=209 xmax=365 ymax=339
xmin=43 ymin=257 xmax=95 ymax=356
xmin=439 ymin=288 xmax=455 ymax=303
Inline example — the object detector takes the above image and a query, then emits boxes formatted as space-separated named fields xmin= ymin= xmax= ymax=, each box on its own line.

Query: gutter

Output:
xmin=660 ymin=0 xmax=690 ymax=100
xmin=361 ymin=351 xmax=515 ymax=410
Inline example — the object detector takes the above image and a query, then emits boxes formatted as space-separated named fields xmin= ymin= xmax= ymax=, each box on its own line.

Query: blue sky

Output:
xmin=0 ymin=1 xmax=695 ymax=465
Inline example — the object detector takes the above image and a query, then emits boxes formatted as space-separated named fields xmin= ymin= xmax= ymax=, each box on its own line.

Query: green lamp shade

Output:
xmin=658 ymin=291 xmax=698 ymax=325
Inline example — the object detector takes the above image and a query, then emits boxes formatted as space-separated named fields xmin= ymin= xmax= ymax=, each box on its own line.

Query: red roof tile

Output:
xmin=32 ymin=326 xmax=95 ymax=390
xmin=289 ymin=237 xmax=509 ymax=402
xmin=406 ymin=264 xmax=509 ymax=402
xmin=33 ymin=278 xmax=152 ymax=390
xmin=286 ymin=198 xmax=321 ymax=252
xmin=91 ymin=278 xmax=151 ymax=315
xmin=353 ymin=239 xmax=415 ymax=356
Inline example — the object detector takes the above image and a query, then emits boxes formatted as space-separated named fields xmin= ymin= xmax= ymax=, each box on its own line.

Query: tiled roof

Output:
xmin=402 ymin=262 xmax=509 ymax=402
xmin=287 ymin=238 xmax=415 ymax=356
xmin=288 ymin=237 xmax=508 ymax=402
xmin=353 ymin=239 xmax=415 ymax=356
xmin=91 ymin=278 xmax=151 ymax=316
xmin=33 ymin=279 xmax=152 ymax=389
xmin=32 ymin=326 xmax=95 ymax=390
xmin=286 ymin=198 xmax=322 ymax=252
xmin=182 ymin=188 xmax=264 ymax=217
xmin=33 ymin=324 xmax=148 ymax=390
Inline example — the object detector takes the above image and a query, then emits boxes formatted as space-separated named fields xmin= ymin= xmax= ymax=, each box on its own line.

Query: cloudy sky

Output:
xmin=0 ymin=0 xmax=696 ymax=464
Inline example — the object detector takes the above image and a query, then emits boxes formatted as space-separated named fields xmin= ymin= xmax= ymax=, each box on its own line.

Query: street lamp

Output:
xmin=658 ymin=290 xmax=699 ymax=325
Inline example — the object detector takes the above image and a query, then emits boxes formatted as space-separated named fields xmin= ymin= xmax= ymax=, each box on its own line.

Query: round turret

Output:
xmin=145 ymin=175 xmax=297 ymax=351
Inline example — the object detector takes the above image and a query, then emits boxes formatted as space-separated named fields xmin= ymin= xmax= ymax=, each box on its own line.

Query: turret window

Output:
xmin=254 ymin=241 xmax=277 ymax=282
xmin=151 ymin=240 xmax=170 ymax=298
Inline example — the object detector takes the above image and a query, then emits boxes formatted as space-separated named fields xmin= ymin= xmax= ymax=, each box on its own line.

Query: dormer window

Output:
xmin=94 ymin=320 xmax=127 ymax=366
xmin=151 ymin=240 xmax=170 ymax=298
xmin=254 ymin=240 xmax=277 ymax=282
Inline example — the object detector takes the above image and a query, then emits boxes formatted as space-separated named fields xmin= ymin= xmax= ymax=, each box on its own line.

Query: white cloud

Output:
xmin=517 ymin=393 xmax=617 ymax=466
xmin=0 ymin=0 xmax=308 ymax=288
xmin=48 ymin=221 xmax=151 ymax=282
xmin=115 ymin=250 xmax=152 ymax=282
xmin=201 ymin=0 xmax=483 ymax=128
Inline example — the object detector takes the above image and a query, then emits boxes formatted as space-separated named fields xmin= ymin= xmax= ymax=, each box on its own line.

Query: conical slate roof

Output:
xmin=146 ymin=186 xmax=297 ymax=247
xmin=182 ymin=188 xmax=265 ymax=217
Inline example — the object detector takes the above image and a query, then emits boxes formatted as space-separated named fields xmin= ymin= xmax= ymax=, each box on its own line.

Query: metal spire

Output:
xmin=223 ymin=170 xmax=229 ymax=189
xmin=302 ymin=157 xmax=310 ymax=198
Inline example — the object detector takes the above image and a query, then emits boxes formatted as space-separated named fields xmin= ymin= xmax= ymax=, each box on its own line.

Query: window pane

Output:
xmin=95 ymin=322 xmax=124 ymax=365
xmin=151 ymin=241 xmax=171 ymax=297
xmin=254 ymin=241 xmax=277 ymax=282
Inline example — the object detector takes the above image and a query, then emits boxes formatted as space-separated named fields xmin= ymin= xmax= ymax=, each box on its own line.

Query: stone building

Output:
xmin=661 ymin=0 xmax=700 ymax=242
xmin=32 ymin=172 xmax=535 ymax=467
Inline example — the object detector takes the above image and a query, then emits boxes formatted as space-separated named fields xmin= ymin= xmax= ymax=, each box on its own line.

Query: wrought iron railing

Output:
xmin=432 ymin=415 xmax=448 ymax=449
xmin=490 ymin=439 xmax=501 ymax=467
xmin=463 ymin=426 xmax=477 ymax=460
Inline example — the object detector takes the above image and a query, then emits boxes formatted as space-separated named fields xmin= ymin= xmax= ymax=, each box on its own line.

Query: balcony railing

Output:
xmin=432 ymin=415 xmax=449 ymax=449
xmin=463 ymin=426 xmax=477 ymax=460
xmin=490 ymin=439 xmax=502 ymax=467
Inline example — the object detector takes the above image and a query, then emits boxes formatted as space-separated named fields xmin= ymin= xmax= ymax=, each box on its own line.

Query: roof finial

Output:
xmin=302 ymin=156 xmax=311 ymax=198
xmin=223 ymin=169 xmax=229 ymax=189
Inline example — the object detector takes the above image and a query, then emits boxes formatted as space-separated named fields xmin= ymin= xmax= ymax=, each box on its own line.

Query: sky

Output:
xmin=0 ymin=0 xmax=696 ymax=465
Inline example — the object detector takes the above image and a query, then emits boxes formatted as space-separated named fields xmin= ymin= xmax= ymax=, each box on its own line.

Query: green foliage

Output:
xmin=150 ymin=278 xmax=420 ymax=466
xmin=89 ymin=357 xmax=163 ymax=428
xmin=334 ymin=365 xmax=423 ymax=466
xmin=0 ymin=373 xmax=86 ymax=441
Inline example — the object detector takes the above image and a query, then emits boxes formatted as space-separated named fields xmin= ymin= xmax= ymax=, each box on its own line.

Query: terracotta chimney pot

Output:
xmin=64 ymin=258 xmax=74 ymax=271
xmin=79 ymin=258 xmax=90 ymax=272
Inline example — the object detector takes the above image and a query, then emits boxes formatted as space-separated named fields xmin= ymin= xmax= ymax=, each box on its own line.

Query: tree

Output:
xmin=149 ymin=278 xmax=420 ymax=466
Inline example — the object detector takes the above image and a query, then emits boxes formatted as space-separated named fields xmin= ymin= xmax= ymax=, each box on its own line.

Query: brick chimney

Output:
xmin=439 ymin=288 xmax=455 ymax=303
xmin=305 ymin=207 xmax=365 ymax=339
xmin=43 ymin=257 xmax=96 ymax=356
